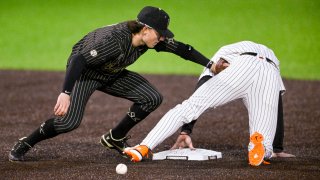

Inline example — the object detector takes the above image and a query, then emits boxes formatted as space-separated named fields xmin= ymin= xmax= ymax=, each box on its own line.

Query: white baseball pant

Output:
xmin=141 ymin=55 xmax=281 ymax=152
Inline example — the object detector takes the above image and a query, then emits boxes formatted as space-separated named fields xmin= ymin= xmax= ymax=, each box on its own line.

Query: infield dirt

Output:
xmin=1 ymin=70 xmax=319 ymax=179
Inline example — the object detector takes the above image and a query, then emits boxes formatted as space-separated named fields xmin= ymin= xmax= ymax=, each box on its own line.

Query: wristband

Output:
xmin=62 ymin=90 xmax=71 ymax=95
xmin=206 ymin=61 xmax=214 ymax=69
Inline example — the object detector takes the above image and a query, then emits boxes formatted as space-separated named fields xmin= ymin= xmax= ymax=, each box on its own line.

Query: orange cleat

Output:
xmin=262 ymin=160 xmax=271 ymax=165
xmin=123 ymin=145 xmax=150 ymax=162
xmin=248 ymin=132 xmax=265 ymax=166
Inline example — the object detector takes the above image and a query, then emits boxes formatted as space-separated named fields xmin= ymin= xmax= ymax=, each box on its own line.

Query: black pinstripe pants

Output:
xmin=54 ymin=69 xmax=162 ymax=134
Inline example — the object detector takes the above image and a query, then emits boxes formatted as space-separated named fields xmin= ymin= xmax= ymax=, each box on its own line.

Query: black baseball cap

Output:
xmin=137 ymin=6 xmax=174 ymax=38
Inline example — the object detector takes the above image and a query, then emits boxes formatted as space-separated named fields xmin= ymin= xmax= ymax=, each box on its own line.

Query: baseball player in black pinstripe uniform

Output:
xmin=9 ymin=6 xmax=215 ymax=161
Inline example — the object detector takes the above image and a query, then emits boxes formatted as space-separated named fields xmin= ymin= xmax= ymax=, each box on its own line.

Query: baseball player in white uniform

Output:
xmin=124 ymin=41 xmax=286 ymax=166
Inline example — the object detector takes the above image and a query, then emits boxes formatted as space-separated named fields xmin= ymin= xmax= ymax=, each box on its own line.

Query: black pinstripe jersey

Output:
xmin=67 ymin=22 xmax=204 ymax=78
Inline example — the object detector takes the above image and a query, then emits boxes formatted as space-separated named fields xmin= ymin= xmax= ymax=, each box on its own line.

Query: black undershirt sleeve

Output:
xmin=62 ymin=54 xmax=87 ymax=95
xmin=154 ymin=40 xmax=213 ymax=69
xmin=177 ymin=43 xmax=211 ymax=67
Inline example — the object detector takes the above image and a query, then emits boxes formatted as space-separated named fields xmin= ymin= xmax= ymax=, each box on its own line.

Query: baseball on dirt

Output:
xmin=116 ymin=163 xmax=127 ymax=175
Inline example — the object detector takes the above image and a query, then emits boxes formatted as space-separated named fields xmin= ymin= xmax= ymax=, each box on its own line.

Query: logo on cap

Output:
xmin=90 ymin=50 xmax=97 ymax=57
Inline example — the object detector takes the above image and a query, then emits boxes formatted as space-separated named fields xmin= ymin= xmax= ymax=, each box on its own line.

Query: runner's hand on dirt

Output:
xmin=54 ymin=93 xmax=70 ymax=116
xmin=170 ymin=134 xmax=195 ymax=150
xmin=272 ymin=152 xmax=296 ymax=158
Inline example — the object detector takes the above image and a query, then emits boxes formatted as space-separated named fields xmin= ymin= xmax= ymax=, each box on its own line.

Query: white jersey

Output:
xmin=140 ymin=41 xmax=285 ymax=155
xmin=211 ymin=41 xmax=279 ymax=66
xmin=201 ymin=41 xmax=285 ymax=92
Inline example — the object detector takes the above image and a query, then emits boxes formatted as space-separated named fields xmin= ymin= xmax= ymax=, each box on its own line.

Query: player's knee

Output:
xmin=140 ymin=93 xmax=163 ymax=112
xmin=149 ymin=92 xmax=163 ymax=110
xmin=154 ymin=92 xmax=163 ymax=105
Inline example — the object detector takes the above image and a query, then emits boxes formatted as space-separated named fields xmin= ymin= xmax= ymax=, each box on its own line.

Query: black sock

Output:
xmin=273 ymin=93 xmax=284 ymax=152
xmin=24 ymin=118 xmax=59 ymax=147
xmin=111 ymin=105 xmax=150 ymax=139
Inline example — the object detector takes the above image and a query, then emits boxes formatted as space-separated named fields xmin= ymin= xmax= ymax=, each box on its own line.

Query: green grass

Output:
xmin=1 ymin=0 xmax=319 ymax=79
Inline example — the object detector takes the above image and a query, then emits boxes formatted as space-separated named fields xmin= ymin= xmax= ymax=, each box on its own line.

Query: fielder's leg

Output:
xmin=99 ymin=70 xmax=162 ymax=154
xmin=9 ymin=76 xmax=101 ymax=161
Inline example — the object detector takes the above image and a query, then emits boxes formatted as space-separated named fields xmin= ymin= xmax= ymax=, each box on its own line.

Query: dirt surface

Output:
xmin=0 ymin=70 xmax=319 ymax=179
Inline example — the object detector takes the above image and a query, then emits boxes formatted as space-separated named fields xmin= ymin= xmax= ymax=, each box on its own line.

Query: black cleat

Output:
xmin=100 ymin=130 xmax=130 ymax=156
xmin=9 ymin=137 xmax=32 ymax=162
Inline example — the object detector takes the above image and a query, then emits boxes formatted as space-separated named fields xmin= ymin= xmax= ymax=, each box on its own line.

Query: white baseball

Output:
xmin=116 ymin=163 xmax=127 ymax=175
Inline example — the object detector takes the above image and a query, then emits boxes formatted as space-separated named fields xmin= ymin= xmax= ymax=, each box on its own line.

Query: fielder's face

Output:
xmin=142 ymin=27 xmax=165 ymax=48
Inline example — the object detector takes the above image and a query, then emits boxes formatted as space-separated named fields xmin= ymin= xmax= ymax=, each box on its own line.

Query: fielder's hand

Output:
xmin=170 ymin=134 xmax=195 ymax=150
xmin=213 ymin=58 xmax=230 ymax=75
xmin=54 ymin=93 xmax=70 ymax=116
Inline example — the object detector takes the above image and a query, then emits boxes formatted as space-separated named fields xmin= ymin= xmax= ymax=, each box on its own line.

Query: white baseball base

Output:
xmin=152 ymin=148 xmax=222 ymax=161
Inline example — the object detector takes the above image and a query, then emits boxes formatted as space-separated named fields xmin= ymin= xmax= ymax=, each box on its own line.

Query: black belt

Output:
xmin=240 ymin=52 xmax=277 ymax=68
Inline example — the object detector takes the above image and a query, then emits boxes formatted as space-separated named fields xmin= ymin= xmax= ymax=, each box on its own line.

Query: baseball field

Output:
xmin=1 ymin=0 xmax=319 ymax=179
